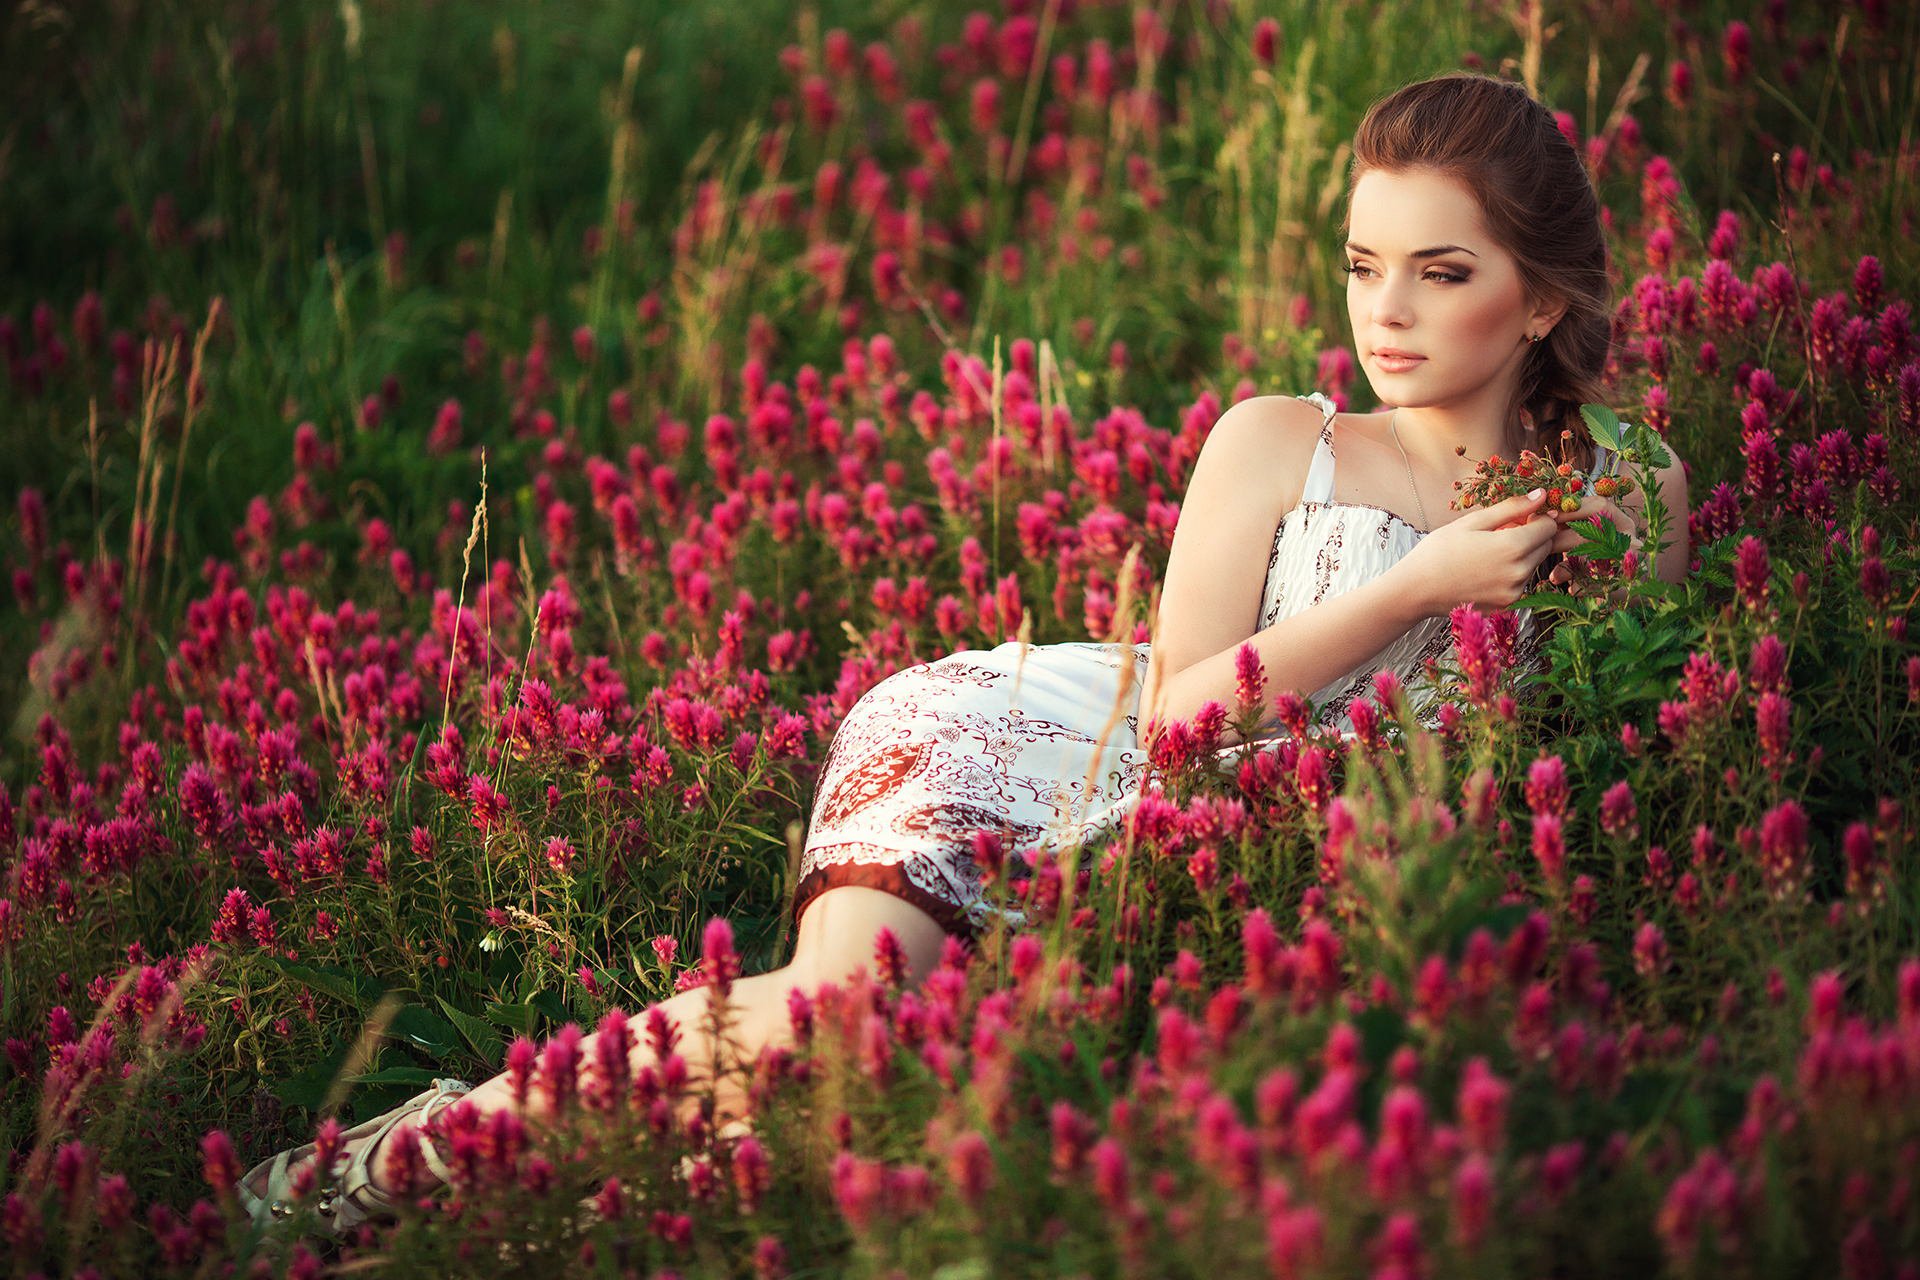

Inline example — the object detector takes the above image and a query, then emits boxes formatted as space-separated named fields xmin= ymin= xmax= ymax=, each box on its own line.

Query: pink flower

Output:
xmin=1233 ymin=641 xmax=1265 ymax=713
xmin=872 ymin=925 xmax=908 ymax=988
xmin=1861 ymin=556 xmax=1891 ymax=614
xmin=1854 ymin=256 xmax=1884 ymax=313
xmin=200 ymin=1129 xmax=241 ymax=1198
xmin=544 ymin=835 xmax=574 ymax=873
xmin=1843 ymin=821 xmax=1884 ymax=905
xmin=1243 ymin=908 xmax=1282 ymax=996
xmin=380 ymin=1125 xmax=426 ymax=1195
xmin=1758 ymin=800 xmax=1810 ymax=899
xmin=1679 ymin=652 xmax=1739 ymax=719
xmin=1721 ymin=20 xmax=1752 ymax=82
xmin=1413 ymin=955 xmax=1453 ymax=1029
xmin=1524 ymin=754 xmax=1569 ymax=817
xmin=947 ymin=1129 xmax=994 ymax=1210
xmin=1733 ymin=537 xmax=1775 ymax=614
xmin=968 ymin=77 xmax=1000 ymax=135
xmin=1155 ymin=1006 xmax=1201 ymax=1079
xmin=1252 ymin=17 xmax=1280 ymax=66
xmin=1451 ymin=1153 xmax=1494 ymax=1251
xmin=1293 ymin=745 xmax=1332 ymax=812
xmin=1448 ymin=605 xmax=1506 ymax=709
xmin=1273 ymin=690 xmax=1312 ymax=740
xmin=1806 ymin=970 xmax=1845 ymax=1036
xmin=1531 ymin=813 xmax=1566 ymax=888
xmin=1293 ymin=1067 xmax=1356 ymax=1164
xmin=1656 ymin=699 xmax=1693 ymax=748
xmin=506 ymin=1037 xmax=537 ymax=1108
xmin=1267 ymin=1204 xmax=1325 ymax=1277
xmin=585 ymin=1010 xmax=631 ymax=1112
xmin=537 ymin=1024 xmax=583 ymax=1113
xmin=829 ymin=1151 xmax=888 ymax=1232
xmin=720 ymin=1133 xmax=768 ymax=1214
xmin=1050 ymin=1100 xmax=1094 ymax=1177
xmin=1456 ymin=1058 xmax=1509 ymax=1153
xmin=1756 ymin=692 xmax=1793 ymax=775
xmin=1633 ymin=922 xmax=1669 ymax=979
xmin=467 ymin=774 xmax=509 ymax=833
xmin=1747 ymin=633 xmax=1788 ymax=695
xmin=1897 ymin=959 xmax=1920 ymax=1032
xmin=1599 ymin=780 xmax=1639 ymax=839
xmin=702 ymin=916 xmax=740 ymax=999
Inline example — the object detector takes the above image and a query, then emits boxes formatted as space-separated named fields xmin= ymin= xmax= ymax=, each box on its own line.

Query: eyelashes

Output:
xmin=1341 ymin=262 xmax=1470 ymax=284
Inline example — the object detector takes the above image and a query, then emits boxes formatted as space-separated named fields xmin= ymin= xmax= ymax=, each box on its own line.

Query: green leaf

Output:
xmin=485 ymin=1001 xmax=541 ymax=1036
xmin=263 ymin=957 xmax=385 ymax=1009
xmin=1510 ymin=588 xmax=1584 ymax=614
xmin=1571 ymin=522 xmax=1632 ymax=559
xmin=387 ymin=1004 xmax=461 ymax=1057
xmin=436 ymin=997 xmax=505 ymax=1067
xmin=1579 ymin=402 xmax=1623 ymax=452
xmin=1612 ymin=610 xmax=1647 ymax=650
xmin=1623 ymin=419 xmax=1673 ymax=468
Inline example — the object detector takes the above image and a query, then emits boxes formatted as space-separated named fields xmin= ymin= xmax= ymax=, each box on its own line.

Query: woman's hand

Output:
xmin=1389 ymin=489 xmax=1561 ymax=619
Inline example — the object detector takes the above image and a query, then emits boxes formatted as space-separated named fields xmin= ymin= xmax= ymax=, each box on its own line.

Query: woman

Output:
xmin=239 ymin=70 xmax=1689 ymax=1233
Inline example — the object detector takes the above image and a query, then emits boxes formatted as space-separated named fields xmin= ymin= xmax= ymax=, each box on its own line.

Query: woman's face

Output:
xmin=1343 ymin=166 xmax=1555 ymax=415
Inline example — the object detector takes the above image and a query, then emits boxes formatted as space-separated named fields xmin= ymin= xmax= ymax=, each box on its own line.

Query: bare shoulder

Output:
xmin=1198 ymin=394 xmax=1327 ymax=516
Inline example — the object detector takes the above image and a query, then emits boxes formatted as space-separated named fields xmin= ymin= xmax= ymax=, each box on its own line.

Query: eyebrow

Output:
xmin=1344 ymin=242 xmax=1479 ymax=259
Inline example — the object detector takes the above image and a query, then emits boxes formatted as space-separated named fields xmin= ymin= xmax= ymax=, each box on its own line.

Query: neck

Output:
xmin=1388 ymin=394 xmax=1529 ymax=479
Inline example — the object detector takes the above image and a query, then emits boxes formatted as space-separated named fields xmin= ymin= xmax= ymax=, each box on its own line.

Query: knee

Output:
xmin=791 ymin=886 xmax=949 ymax=991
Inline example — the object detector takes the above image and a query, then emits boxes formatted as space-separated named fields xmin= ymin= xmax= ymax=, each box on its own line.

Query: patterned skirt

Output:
xmin=791 ymin=639 xmax=1155 ymax=942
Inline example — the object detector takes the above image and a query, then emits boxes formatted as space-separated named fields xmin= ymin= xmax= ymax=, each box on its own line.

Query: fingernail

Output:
xmin=1528 ymin=488 xmax=1544 ymax=500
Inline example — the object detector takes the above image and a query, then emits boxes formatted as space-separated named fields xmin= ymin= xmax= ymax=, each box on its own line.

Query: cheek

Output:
xmin=1450 ymin=284 xmax=1524 ymax=344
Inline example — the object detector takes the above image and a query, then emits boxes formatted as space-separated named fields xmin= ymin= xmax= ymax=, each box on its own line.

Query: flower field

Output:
xmin=2 ymin=0 xmax=1918 ymax=1275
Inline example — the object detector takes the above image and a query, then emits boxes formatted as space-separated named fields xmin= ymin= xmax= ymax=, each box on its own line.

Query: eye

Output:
xmin=1340 ymin=262 xmax=1373 ymax=279
xmin=1425 ymin=269 xmax=1469 ymax=283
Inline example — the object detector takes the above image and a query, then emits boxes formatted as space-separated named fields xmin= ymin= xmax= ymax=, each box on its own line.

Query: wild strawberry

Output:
xmin=1556 ymin=463 xmax=1572 ymax=477
xmin=1593 ymin=476 xmax=1618 ymax=497
xmin=1559 ymin=495 xmax=1581 ymax=512
xmin=1546 ymin=488 xmax=1563 ymax=504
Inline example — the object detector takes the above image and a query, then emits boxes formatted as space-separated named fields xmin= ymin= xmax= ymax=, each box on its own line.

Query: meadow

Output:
xmin=1 ymin=0 xmax=1917 ymax=1275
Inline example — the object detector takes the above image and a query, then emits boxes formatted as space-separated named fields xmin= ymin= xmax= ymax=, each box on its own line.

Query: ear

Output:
xmin=1528 ymin=291 xmax=1569 ymax=338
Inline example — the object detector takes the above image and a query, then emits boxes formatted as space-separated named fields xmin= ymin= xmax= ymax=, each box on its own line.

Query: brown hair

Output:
xmin=1341 ymin=72 xmax=1612 ymax=473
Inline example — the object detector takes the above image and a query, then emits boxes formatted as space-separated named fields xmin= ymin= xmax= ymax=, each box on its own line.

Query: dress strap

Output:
xmin=1295 ymin=392 xmax=1338 ymax=505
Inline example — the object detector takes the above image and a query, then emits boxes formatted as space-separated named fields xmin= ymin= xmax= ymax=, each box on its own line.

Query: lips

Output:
xmin=1374 ymin=348 xmax=1424 ymax=360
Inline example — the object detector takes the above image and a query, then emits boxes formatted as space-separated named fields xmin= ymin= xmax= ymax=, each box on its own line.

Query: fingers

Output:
xmin=1470 ymin=487 xmax=1549 ymax=529
xmin=1551 ymin=497 xmax=1638 ymax=534
xmin=1504 ymin=509 xmax=1562 ymax=551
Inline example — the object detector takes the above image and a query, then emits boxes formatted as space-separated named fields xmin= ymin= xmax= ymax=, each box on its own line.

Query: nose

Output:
xmin=1369 ymin=274 xmax=1413 ymax=330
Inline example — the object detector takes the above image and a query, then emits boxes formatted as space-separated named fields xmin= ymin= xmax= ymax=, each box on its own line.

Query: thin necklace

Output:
xmin=1387 ymin=410 xmax=1433 ymax=533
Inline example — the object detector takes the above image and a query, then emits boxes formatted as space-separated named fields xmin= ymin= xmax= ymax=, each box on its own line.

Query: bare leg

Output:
xmin=355 ymin=885 xmax=951 ymax=1192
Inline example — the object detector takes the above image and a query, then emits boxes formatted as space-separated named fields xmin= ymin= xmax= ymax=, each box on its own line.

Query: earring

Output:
xmin=1528 ymin=333 xmax=1544 ymax=343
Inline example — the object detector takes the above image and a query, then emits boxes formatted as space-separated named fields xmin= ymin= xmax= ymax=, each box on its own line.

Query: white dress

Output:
xmin=792 ymin=392 xmax=1585 ymax=940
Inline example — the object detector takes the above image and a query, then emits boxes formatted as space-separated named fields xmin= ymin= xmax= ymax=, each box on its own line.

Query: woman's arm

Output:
xmin=1138 ymin=395 xmax=1432 ymax=750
